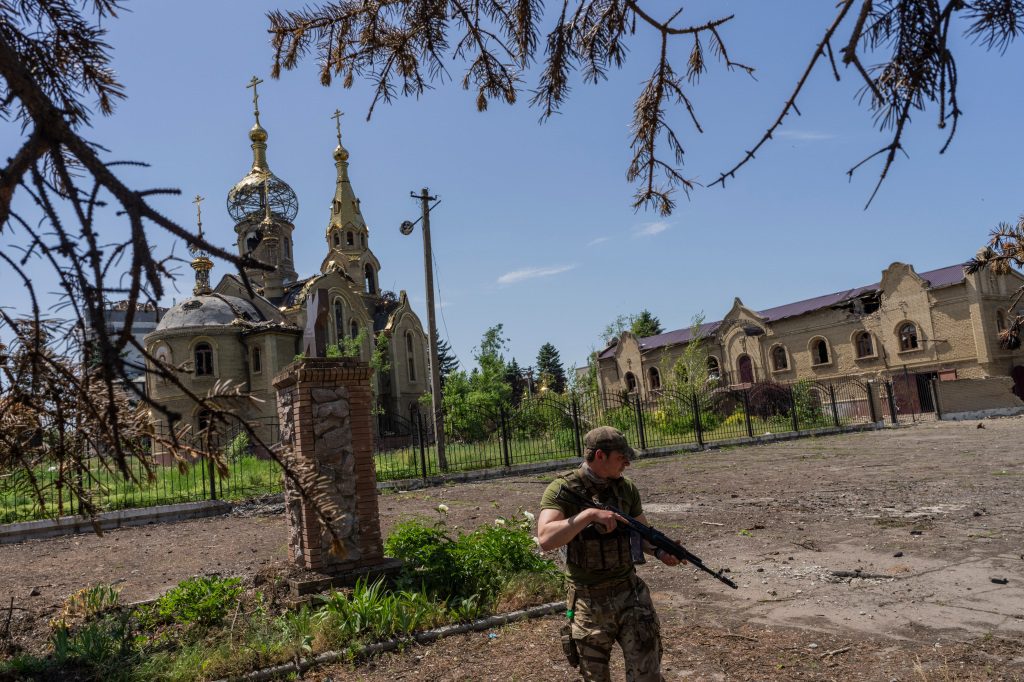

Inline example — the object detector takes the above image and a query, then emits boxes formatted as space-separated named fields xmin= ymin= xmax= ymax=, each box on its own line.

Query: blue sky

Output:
xmin=4 ymin=2 xmax=1023 ymax=372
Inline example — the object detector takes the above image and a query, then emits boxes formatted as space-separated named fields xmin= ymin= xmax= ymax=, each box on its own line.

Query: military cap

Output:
xmin=583 ymin=426 xmax=636 ymax=460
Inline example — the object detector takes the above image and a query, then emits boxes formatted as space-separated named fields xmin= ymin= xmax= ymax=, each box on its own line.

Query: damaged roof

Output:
xmin=599 ymin=264 xmax=967 ymax=359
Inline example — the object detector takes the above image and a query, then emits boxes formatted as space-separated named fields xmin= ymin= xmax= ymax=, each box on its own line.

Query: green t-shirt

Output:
xmin=540 ymin=468 xmax=644 ymax=585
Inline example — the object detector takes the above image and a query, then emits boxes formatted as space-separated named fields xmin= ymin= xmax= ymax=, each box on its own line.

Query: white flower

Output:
xmin=494 ymin=518 xmax=506 ymax=526
xmin=437 ymin=503 xmax=449 ymax=513
xmin=522 ymin=510 xmax=536 ymax=522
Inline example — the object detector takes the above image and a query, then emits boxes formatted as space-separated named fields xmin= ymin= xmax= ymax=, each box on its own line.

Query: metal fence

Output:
xmin=0 ymin=374 xmax=920 ymax=524
xmin=373 ymin=376 xmax=916 ymax=481
xmin=0 ymin=417 xmax=282 ymax=524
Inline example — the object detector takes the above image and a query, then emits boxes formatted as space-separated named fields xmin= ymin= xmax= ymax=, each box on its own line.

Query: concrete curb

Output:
xmin=217 ymin=600 xmax=567 ymax=682
xmin=0 ymin=499 xmax=232 ymax=544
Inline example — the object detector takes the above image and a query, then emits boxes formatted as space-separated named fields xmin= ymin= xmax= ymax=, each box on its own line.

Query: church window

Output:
xmin=283 ymin=240 xmax=290 ymax=258
xmin=899 ymin=323 xmax=919 ymax=351
xmin=648 ymin=367 xmax=661 ymax=390
xmin=996 ymin=310 xmax=1006 ymax=333
xmin=197 ymin=409 xmax=212 ymax=433
xmin=364 ymin=264 xmax=376 ymax=294
xmin=855 ymin=331 xmax=874 ymax=358
xmin=333 ymin=300 xmax=344 ymax=344
xmin=706 ymin=356 xmax=720 ymax=379
xmin=406 ymin=332 xmax=416 ymax=382
xmin=346 ymin=231 xmax=354 ymax=246
xmin=333 ymin=232 xmax=340 ymax=247
xmin=194 ymin=342 xmax=214 ymax=376
xmin=350 ymin=320 xmax=359 ymax=340
xmin=361 ymin=234 xmax=366 ymax=247
xmin=624 ymin=372 xmax=637 ymax=393
xmin=771 ymin=345 xmax=788 ymax=371
xmin=810 ymin=337 xmax=830 ymax=365
xmin=252 ymin=345 xmax=262 ymax=374
xmin=737 ymin=355 xmax=754 ymax=383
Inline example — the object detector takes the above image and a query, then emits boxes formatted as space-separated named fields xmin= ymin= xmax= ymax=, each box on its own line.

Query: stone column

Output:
xmin=273 ymin=358 xmax=390 ymax=578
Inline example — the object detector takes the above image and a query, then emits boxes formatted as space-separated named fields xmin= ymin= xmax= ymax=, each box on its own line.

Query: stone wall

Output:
xmin=274 ymin=358 xmax=384 ymax=573
xmin=934 ymin=377 xmax=1024 ymax=420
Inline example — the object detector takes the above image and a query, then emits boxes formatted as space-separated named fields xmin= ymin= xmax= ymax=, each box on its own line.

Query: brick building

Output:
xmin=597 ymin=262 xmax=1024 ymax=411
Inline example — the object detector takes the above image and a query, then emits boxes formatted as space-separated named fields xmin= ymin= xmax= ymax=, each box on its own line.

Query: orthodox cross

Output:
xmin=331 ymin=109 xmax=344 ymax=145
xmin=193 ymin=194 xmax=205 ymax=238
xmin=247 ymin=75 xmax=264 ymax=125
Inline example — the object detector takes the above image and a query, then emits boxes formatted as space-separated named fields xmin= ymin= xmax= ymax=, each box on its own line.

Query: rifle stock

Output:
xmin=556 ymin=486 xmax=738 ymax=590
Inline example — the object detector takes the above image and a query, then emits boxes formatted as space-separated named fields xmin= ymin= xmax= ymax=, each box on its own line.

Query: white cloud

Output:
xmin=634 ymin=221 xmax=670 ymax=237
xmin=496 ymin=265 xmax=576 ymax=285
xmin=776 ymin=130 xmax=834 ymax=141
xmin=587 ymin=236 xmax=610 ymax=247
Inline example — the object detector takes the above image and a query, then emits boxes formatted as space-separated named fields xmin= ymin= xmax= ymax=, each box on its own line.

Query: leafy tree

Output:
xmin=600 ymin=315 xmax=631 ymax=345
xmin=268 ymin=1 xmax=1024 ymax=214
xmin=438 ymin=325 xmax=513 ymax=440
xmin=664 ymin=313 xmax=715 ymax=399
xmin=630 ymin=310 xmax=664 ymax=338
xmin=535 ymin=342 xmax=567 ymax=394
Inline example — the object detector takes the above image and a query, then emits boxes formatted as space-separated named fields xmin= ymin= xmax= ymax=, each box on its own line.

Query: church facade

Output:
xmin=598 ymin=261 xmax=1024 ymax=408
xmin=144 ymin=102 xmax=430 ymax=438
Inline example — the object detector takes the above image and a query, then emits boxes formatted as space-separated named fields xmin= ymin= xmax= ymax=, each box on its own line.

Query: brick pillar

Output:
xmin=273 ymin=358 xmax=386 ymax=574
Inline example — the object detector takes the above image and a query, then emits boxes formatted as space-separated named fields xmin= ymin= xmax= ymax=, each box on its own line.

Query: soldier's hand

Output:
xmin=587 ymin=508 xmax=622 ymax=534
xmin=656 ymin=542 xmax=688 ymax=566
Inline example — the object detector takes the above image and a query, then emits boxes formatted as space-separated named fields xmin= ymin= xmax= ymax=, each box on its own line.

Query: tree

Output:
xmin=504 ymin=357 xmax=529 ymax=405
xmin=0 ymin=2 xmax=339 ymax=534
xmin=601 ymin=310 xmax=663 ymax=344
xmin=536 ymin=342 xmax=567 ymax=394
xmin=433 ymin=337 xmax=461 ymax=389
xmin=268 ymin=1 xmax=1023 ymax=214
xmin=968 ymin=219 xmax=1024 ymax=350
xmin=664 ymin=313 xmax=714 ymax=399
xmin=437 ymin=325 xmax=513 ymax=440
xmin=630 ymin=310 xmax=664 ymax=338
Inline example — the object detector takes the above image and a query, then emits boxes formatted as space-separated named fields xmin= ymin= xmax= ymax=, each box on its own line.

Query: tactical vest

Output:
xmin=560 ymin=469 xmax=640 ymax=572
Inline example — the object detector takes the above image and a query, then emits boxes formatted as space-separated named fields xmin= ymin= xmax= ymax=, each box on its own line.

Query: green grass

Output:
xmin=0 ymin=456 xmax=283 ymax=524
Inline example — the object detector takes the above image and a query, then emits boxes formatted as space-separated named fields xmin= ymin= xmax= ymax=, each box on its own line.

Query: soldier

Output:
xmin=537 ymin=426 xmax=681 ymax=682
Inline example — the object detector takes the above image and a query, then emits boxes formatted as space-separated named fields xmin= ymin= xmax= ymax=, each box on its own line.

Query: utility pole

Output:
xmin=404 ymin=188 xmax=447 ymax=471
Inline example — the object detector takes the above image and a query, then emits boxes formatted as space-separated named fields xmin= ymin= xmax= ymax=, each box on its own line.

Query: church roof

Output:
xmin=156 ymin=293 xmax=267 ymax=331
xmin=598 ymin=263 xmax=967 ymax=359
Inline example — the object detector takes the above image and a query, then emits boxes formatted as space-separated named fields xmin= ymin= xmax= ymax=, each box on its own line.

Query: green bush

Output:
xmin=155 ymin=576 xmax=243 ymax=627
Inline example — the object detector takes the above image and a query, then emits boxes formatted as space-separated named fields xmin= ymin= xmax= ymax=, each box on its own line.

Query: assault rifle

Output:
xmin=556 ymin=486 xmax=738 ymax=589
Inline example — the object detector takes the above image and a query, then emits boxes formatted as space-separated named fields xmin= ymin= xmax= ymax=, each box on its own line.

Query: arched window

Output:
xmin=737 ymin=355 xmax=754 ymax=383
xmin=332 ymin=231 xmax=341 ymax=247
xmin=899 ymin=323 xmax=919 ymax=351
xmin=706 ymin=356 xmax=720 ymax=379
xmin=364 ymin=264 xmax=376 ymax=294
xmin=333 ymin=300 xmax=344 ymax=344
xmin=811 ymin=338 xmax=829 ymax=365
xmin=771 ymin=346 xmax=788 ymax=371
xmin=855 ymin=331 xmax=874 ymax=359
xmin=197 ymin=409 xmax=212 ymax=433
xmin=406 ymin=332 xmax=416 ymax=382
xmin=350 ymin=320 xmax=359 ymax=340
xmin=996 ymin=310 xmax=1007 ymax=333
xmin=346 ymin=231 xmax=354 ymax=246
xmin=624 ymin=371 xmax=637 ymax=392
xmin=194 ymin=342 xmax=214 ymax=376
xmin=283 ymin=240 xmax=290 ymax=257
xmin=648 ymin=367 xmax=661 ymax=390
xmin=361 ymin=234 xmax=366 ymax=247
xmin=251 ymin=345 xmax=262 ymax=374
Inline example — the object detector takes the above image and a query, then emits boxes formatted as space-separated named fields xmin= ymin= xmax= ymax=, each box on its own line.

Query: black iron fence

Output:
xmin=0 ymin=375 xmax=920 ymax=525
xmin=373 ymin=376 xmax=915 ymax=481
xmin=0 ymin=418 xmax=282 ymax=525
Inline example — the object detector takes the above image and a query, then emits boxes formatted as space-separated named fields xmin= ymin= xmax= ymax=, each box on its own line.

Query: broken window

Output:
xmin=812 ymin=338 xmax=829 ymax=365
xmin=194 ymin=342 xmax=214 ymax=376
xmin=855 ymin=332 xmax=874 ymax=358
xmin=771 ymin=346 xmax=788 ymax=371
xmin=899 ymin=323 xmax=919 ymax=351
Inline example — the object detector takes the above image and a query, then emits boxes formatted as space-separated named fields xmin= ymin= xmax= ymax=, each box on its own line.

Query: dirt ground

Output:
xmin=2 ymin=417 xmax=1023 ymax=680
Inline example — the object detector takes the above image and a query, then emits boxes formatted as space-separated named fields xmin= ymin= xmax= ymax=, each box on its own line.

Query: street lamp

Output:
xmin=402 ymin=188 xmax=447 ymax=471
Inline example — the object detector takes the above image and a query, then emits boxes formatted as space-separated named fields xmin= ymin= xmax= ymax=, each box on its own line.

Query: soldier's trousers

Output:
xmin=569 ymin=575 xmax=663 ymax=682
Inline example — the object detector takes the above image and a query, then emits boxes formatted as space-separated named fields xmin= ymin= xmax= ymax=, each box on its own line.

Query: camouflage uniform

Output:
xmin=541 ymin=466 xmax=665 ymax=682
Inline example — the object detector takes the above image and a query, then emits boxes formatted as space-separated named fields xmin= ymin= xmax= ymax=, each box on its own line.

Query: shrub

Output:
xmin=155 ymin=576 xmax=243 ymax=627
